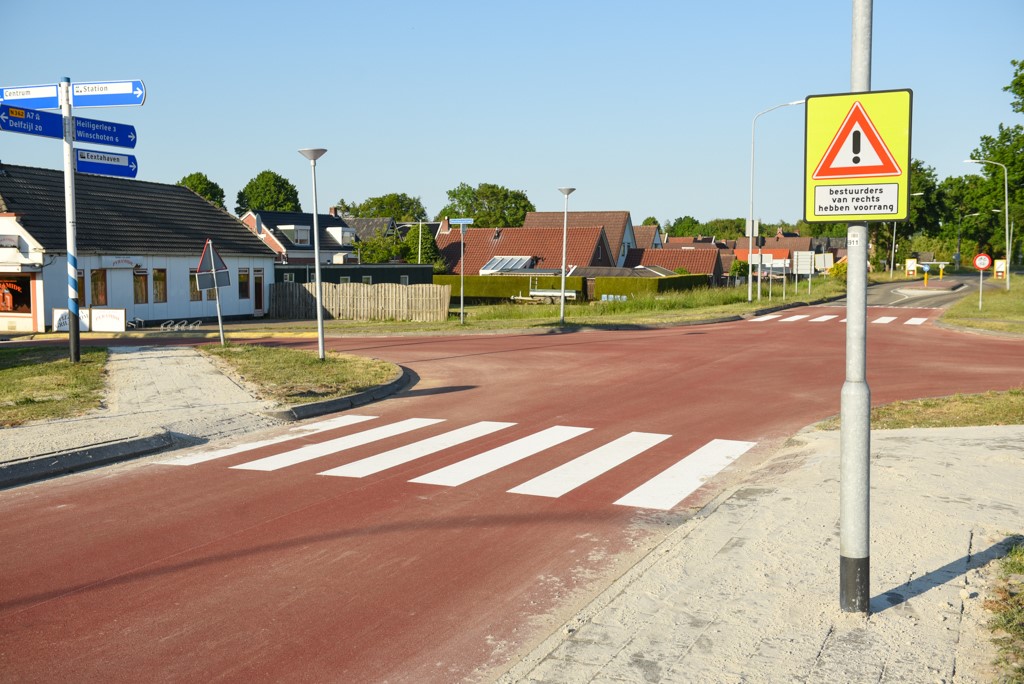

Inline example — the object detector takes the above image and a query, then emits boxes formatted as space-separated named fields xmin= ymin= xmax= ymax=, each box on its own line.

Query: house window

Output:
xmin=338 ymin=276 xmax=350 ymax=284
xmin=189 ymin=269 xmax=202 ymax=301
xmin=238 ymin=268 xmax=250 ymax=299
xmin=0 ymin=275 xmax=32 ymax=314
xmin=133 ymin=269 xmax=148 ymax=304
xmin=283 ymin=272 xmax=295 ymax=283
xmin=153 ymin=269 xmax=168 ymax=303
xmin=77 ymin=270 xmax=86 ymax=306
xmin=361 ymin=275 xmax=372 ymax=285
xmin=90 ymin=269 xmax=108 ymax=306
xmin=400 ymin=275 xmax=410 ymax=285
xmin=294 ymin=227 xmax=310 ymax=245
xmin=206 ymin=285 xmax=217 ymax=301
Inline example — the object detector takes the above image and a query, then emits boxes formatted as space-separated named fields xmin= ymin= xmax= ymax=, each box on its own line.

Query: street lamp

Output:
xmin=558 ymin=187 xmax=575 ymax=325
xmin=965 ymin=159 xmax=1011 ymax=290
xmin=749 ymin=100 xmax=805 ymax=302
xmin=298 ymin=148 xmax=327 ymax=360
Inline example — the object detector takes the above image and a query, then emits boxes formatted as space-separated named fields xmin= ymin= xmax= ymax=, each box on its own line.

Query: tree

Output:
xmin=358 ymin=228 xmax=407 ymax=264
xmin=1005 ymin=58 xmax=1024 ymax=114
xmin=177 ymin=172 xmax=225 ymax=209
xmin=235 ymin=170 xmax=301 ymax=215
xmin=355 ymin=193 xmax=427 ymax=221
xmin=403 ymin=224 xmax=442 ymax=267
xmin=664 ymin=216 xmax=702 ymax=237
xmin=641 ymin=216 xmax=659 ymax=226
xmin=435 ymin=182 xmax=535 ymax=227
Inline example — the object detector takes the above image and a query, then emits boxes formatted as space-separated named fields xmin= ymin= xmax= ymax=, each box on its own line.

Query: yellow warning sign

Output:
xmin=804 ymin=89 xmax=912 ymax=222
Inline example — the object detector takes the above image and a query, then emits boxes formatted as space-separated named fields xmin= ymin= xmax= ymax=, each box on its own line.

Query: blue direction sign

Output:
xmin=71 ymin=80 xmax=146 ymax=108
xmin=0 ymin=104 xmax=64 ymax=139
xmin=74 ymin=116 xmax=137 ymax=148
xmin=0 ymin=83 xmax=60 ymax=110
xmin=75 ymin=149 xmax=138 ymax=178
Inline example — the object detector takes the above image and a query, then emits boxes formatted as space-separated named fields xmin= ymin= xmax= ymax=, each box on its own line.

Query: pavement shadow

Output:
xmin=871 ymin=534 xmax=1021 ymax=614
xmin=394 ymin=368 xmax=476 ymax=398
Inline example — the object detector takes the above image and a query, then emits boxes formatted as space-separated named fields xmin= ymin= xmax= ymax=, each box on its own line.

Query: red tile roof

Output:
xmin=632 ymin=225 xmax=660 ymax=249
xmin=623 ymin=248 xmax=721 ymax=276
xmin=523 ymin=211 xmax=633 ymax=265
xmin=734 ymin=248 xmax=791 ymax=262
xmin=435 ymin=226 xmax=612 ymax=275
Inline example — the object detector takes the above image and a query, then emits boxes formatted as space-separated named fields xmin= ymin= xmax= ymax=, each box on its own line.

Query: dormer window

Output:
xmin=294 ymin=226 xmax=310 ymax=245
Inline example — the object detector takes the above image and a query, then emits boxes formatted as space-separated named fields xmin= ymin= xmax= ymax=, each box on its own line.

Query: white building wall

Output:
xmin=40 ymin=254 xmax=275 ymax=328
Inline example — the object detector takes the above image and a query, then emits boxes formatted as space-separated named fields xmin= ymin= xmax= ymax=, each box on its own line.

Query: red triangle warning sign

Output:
xmin=197 ymin=238 xmax=228 ymax=273
xmin=813 ymin=101 xmax=901 ymax=179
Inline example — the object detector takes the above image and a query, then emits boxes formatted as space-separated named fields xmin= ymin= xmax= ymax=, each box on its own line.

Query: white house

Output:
xmin=0 ymin=163 xmax=277 ymax=332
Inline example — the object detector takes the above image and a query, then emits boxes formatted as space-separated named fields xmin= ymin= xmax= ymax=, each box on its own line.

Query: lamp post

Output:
xmin=298 ymin=148 xmax=327 ymax=360
xmin=558 ymin=187 xmax=575 ymax=325
xmin=748 ymin=99 xmax=805 ymax=302
xmin=966 ymin=159 xmax=1010 ymax=289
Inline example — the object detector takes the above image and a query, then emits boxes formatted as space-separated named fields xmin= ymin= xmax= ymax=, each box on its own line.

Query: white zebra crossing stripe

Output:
xmin=905 ymin=317 xmax=927 ymax=325
xmin=613 ymin=439 xmax=756 ymax=510
xmin=318 ymin=421 xmax=516 ymax=478
xmin=507 ymin=432 xmax=671 ymax=499
xmin=160 ymin=415 xmax=378 ymax=465
xmin=409 ymin=425 xmax=592 ymax=487
xmin=232 ymin=418 xmax=444 ymax=471
xmin=751 ymin=314 xmax=782 ymax=322
xmin=809 ymin=314 xmax=838 ymax=322
xmin=872 ymin=316 xmax=898 ymax=324
xmin=779 ymin=314 xmax=810 ymax=322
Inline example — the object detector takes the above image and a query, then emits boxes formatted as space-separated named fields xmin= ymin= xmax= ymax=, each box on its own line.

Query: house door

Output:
xmin=254 ymin=269 xmax=264 ymax=315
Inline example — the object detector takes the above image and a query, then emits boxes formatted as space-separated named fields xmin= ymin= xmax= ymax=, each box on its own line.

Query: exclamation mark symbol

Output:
xmin=852 ymin=130 xmax=861 ymax=164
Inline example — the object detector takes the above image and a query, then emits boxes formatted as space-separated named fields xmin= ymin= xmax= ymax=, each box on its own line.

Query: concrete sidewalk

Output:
xmin=501 ymin=426 xmax=1022 ymax=683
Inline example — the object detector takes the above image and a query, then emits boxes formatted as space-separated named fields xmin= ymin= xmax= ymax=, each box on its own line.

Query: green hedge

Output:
xmin=594 ymin=274 xmax=707 ymax=297
xmin=434 ymin=274 xmax=585 ymax=299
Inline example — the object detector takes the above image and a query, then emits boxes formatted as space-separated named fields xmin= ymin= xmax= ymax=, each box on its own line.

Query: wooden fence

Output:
xmin=268 ymin=282 xmax=451 ymax=322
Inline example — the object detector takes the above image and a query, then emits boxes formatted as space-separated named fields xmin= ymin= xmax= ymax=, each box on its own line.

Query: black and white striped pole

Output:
xmin=60 ymin=77 xmax=80 ymax=363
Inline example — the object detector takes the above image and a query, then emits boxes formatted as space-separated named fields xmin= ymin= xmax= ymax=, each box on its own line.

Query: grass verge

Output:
xmin=986 ymin=540 xmax=1024 ymax=682
xmin=0 ymin=346 xmax=108 ymax=427
xmin=201 ymin=343 xmax=397 ymax=405
xmin=815 ymin=388 xmax=1024 ymax=430
xmin=942 ymin=280 xmax=1024 ymax=335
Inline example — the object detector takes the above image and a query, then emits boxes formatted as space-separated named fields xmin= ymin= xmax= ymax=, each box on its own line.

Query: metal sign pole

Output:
xmin=840 ymin=0 xmax=873 ymax=614
xmin=60 ymin=78 xmax=80 ymax=362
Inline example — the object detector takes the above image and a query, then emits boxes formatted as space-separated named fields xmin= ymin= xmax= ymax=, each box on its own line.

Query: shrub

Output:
xmin=829 ymin=260 xmax=848 ymax=281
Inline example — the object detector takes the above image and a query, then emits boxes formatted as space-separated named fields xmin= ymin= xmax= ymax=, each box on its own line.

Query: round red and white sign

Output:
xmin=974 ymin=253 xmax=992 ymax=270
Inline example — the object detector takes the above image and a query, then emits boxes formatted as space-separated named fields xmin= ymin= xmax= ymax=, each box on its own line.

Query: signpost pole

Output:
xmin=979 ymin=269 xmax=984 ymax=310
xmin=840 ymin=0 xmax=873 ymax=614
xmin=60 ymin=78 xmax=81 ymax=363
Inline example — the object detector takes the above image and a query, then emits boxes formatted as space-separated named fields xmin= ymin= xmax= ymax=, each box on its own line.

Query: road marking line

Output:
xmin=750 ymin=314 xmax=782 ymax=322
xmin=904 ymin=317 xmax=928 ymax=325
xmin=409 ymin=426 xmax=592 ymax=487
xmin=232 ymin=418 xmax=444 ymax=471
xmin=872 ymin=316 xmax=898 ymax=324
xmin=809 ymin=314 xmax=838 ymax=322
xmin=508 ymin=432 xmax=670 ymax=499
xmin=779 ymin=315 xmax=810 ymax=322
xmin=613 ymin=439 xmax=757 ymax=511
xmin=318 ymin=421 xmax=516 ymax=478
xmin=159 ymin=415 xmax=378 ymax=465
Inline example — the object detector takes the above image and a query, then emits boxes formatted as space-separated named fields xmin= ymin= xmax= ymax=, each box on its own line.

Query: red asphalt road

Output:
xmin=1 ymin=306 xmax=1022 ymax=682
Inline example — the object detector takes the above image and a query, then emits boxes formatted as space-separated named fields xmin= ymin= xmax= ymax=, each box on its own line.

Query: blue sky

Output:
xmin=1 ymin=0 xmax=1020 ymax=226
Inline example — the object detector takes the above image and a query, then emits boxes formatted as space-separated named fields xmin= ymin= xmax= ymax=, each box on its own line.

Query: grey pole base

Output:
xmin=840 ymin=555 xmax=870 ymax=613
